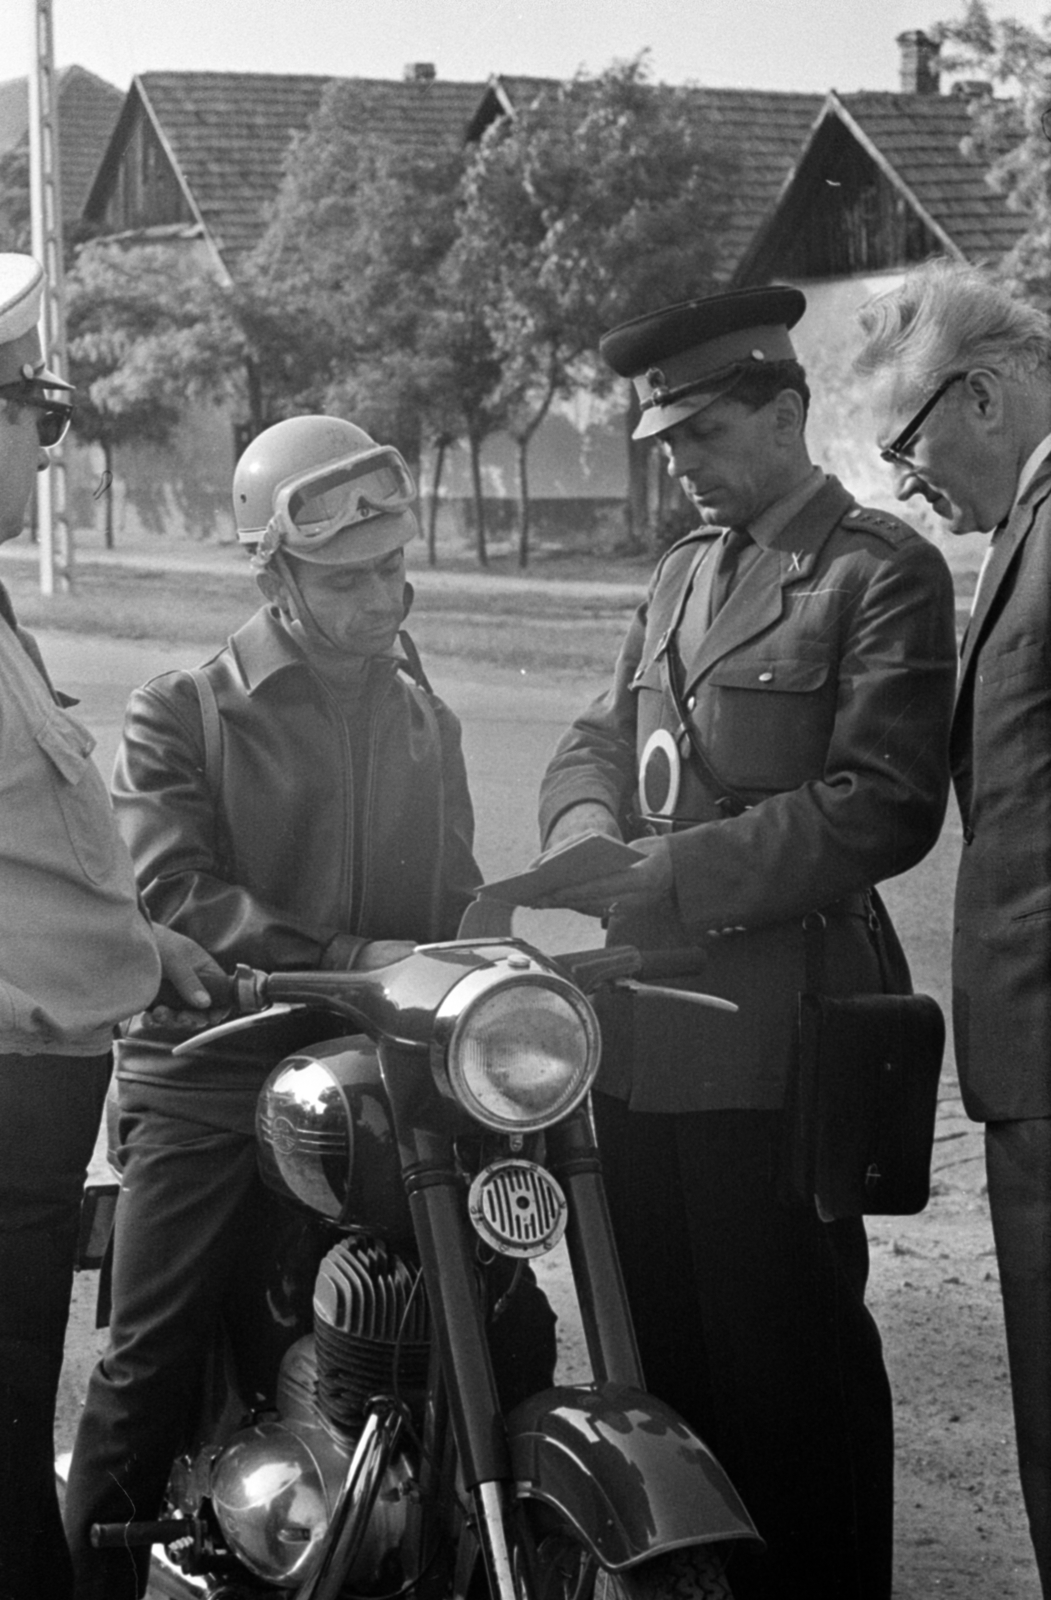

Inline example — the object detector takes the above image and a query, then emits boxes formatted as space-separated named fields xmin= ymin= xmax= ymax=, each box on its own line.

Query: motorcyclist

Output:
xmin=63 ymin=416 xmax=556 ymax=1600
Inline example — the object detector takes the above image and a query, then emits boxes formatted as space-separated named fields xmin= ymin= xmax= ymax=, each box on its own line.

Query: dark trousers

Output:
xmin=0 ymin=1051 xmax=111 ymax=1600
xmin=63 ymin=1101 xmax=271 ymax=1600
xmin=593 ymin=1095 xmax=894 ymax=1600
xmin=986 ymin=1117 xmax=1051 ymax=1598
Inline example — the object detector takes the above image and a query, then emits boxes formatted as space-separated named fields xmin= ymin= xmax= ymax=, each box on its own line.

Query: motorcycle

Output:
xmin=86 ymin=920 xmax=761 ymax=1600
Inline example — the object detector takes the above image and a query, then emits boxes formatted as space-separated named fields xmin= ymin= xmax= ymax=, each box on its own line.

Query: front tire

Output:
xmin=534 ymin=1533 xmax=735 ymax=1600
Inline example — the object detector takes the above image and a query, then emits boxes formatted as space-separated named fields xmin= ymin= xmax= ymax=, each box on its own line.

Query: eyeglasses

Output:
xmin=879 ymin=372 xmax=966 ymax=467
xmin=0 ymin=386 xmax=73 ymax=449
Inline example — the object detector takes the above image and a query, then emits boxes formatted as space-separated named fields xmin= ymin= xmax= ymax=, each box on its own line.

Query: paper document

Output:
xmin=478 ymin=831 xmax=645 ymax=906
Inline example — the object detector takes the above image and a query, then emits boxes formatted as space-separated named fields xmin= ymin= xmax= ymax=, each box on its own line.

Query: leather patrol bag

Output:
xmin=660 ymin=650 xmax=945 ymax=1216
xmin=778 ymin=907 xmax=945 ymax=1218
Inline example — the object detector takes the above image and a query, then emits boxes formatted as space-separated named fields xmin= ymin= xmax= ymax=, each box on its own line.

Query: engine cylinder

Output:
xmin=314 ymin=1236 xmax=430 ymax=1433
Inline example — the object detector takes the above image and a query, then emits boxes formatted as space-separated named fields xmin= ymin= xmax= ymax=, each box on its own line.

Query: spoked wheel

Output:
xmin=531 ymin=1533 xmax=735 ymax=1600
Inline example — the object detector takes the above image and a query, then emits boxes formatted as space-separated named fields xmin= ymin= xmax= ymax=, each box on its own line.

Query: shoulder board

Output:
xmin=840 ymin=505 xmax=914 ymax=547
xmin=654 ymin=526 xmax=720 ymax=580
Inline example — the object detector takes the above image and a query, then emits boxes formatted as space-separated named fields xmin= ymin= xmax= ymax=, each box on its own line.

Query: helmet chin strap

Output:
xmin=271 ymin=554 xmax=412 ymax=665
xmin=272 ymin=552 xmax=345 ymax=657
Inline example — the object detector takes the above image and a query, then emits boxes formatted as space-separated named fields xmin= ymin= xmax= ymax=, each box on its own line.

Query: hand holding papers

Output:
xmin=477 ymin=831 xmax=647 ymax=907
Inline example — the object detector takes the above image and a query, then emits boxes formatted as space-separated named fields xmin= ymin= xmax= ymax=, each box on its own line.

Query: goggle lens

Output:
xmin=286 ymin=457 xmax=410 ymax=532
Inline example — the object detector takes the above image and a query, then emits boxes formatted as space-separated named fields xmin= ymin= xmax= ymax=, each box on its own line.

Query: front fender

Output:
xmin=507 ymin=1384 xmax=760 ymax=1569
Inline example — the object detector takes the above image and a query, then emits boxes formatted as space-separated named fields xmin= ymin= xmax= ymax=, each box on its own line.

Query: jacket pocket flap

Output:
xmin=707 ymin=658 xmax=830 ymax=692
xmin=34 ymin=706 xmax=96 ymax=784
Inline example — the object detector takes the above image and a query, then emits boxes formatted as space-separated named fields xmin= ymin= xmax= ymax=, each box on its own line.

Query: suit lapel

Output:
xmin=679 ymin=477 xmax=854 ymax=693
xmin=958 ymin=463 xmax=1051 ymax=691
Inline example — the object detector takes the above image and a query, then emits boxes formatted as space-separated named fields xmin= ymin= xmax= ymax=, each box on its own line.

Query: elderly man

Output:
xmin=64 ymin=414 xmax=554 ymax=1599
xmin=0 ymin=255 xmax=220 ymax=1600
xmin=857 ymin=258 xmax=1051 ymax=1597
xmin=537 ymin=285 xmax=957 ymax=1598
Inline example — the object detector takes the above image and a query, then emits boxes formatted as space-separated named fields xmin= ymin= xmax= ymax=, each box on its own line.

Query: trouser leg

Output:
xmin=0 ymin=1052 xmax=110 ymax=1600
xmin=593 ymin=1096 xmax=893 ymax=1600
xmin=986 ymin=1118 xmax=1051 ymax=1598
xmin=63 ymin=1105 xmax=263 ymax=1600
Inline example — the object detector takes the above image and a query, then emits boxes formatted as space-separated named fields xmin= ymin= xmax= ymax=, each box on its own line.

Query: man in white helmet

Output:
xmin=64 ymin=415 xmax=553 ymax=1599
xmin=0 ymin=256 xmax=221 ymax=1600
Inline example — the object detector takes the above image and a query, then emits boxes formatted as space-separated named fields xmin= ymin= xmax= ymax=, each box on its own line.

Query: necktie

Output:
xmin=709 ymin=525 xmax=754 ymax=621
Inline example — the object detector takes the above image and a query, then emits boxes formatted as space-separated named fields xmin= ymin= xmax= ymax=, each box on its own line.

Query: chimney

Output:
xmin=404 ymin=62 xmax=436 ymax=84
xmin=897 ymin=30 xmax=941 ymax=95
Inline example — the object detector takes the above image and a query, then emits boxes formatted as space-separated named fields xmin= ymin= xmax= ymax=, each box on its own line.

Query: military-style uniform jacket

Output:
xmin=951 ymin=460 xmax=1051 ymax=1121
xmin=539 ymin=475 xmax=957 ymax=1112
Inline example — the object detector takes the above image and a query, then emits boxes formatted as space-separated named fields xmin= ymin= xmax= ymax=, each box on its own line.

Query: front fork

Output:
xmin=394 ymin=1100 xmax=646 ymax=1600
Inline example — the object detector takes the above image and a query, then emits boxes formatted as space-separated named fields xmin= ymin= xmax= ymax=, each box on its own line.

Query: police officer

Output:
xmin=538 ymin=287 xmax=958 ymax=1599
xmin=0 ymin=254 xmax=221 ymax=1600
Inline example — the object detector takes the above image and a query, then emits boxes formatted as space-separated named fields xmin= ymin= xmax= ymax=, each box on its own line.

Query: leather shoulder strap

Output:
xmin=658 ymin=649 xmax=750 ymax=817
xmin=187 ymin=666 xmax=222 ymax=798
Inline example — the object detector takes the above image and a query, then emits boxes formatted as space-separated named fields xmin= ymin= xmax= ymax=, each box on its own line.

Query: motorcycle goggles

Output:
xmin=0 ymin=380 xmax=73 ymax=449
xmin=253 ymin=447 xmax=416 ymax=567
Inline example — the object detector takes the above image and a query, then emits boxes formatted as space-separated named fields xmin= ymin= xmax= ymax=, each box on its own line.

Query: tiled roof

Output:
xmin=836 ymin=90 xmax=1028 ymax=263
xmin=0 ymin=66 xmax=123 ymax=223
xmin=93 ymin=71 xmax=489 ymax=274
xmin=131 ymin=73 xmax=333 ymax=272
xmin=489 ymin=79 xmax=825 ymax=280
xmin=678 ymin=88 xmax=825 ymax=275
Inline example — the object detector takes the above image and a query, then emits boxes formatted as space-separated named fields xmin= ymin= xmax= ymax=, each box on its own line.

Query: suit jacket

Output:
xmin=951 ymin=462 xmax=1051 ymax=1121
xmin=539 ymin=475 xmax=957 ymax=1112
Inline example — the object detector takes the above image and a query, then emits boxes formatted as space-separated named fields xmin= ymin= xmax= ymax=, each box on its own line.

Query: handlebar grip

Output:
xmin=151 ymin=969 xmax=237 ymax=1012
xmin=632 ymin=947 xmax=710 ymax=981
xmin=91 ymin=1518 xmax=191 ymax=1548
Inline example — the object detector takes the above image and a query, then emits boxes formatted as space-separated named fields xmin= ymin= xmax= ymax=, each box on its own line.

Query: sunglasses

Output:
xmin=0 ymin=387 xmax=74 ymax=449
xmin=879 ymin=372 xmax=966 ymax=467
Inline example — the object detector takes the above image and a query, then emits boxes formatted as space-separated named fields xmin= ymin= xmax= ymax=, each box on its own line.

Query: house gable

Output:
xmin=84 ymin=71 xmax=489 ymax=281
xmin=734 ymin=89 xmax=1028 ymax=284
xmin=0 ymin=66 xmax=123 ymax=226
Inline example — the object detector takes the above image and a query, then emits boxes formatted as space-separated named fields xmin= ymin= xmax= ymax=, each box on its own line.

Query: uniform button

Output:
xmin=686 ymin=695 xmax=696 ymax=710
xmin=758 ymin=671 xmax=773 ymax=683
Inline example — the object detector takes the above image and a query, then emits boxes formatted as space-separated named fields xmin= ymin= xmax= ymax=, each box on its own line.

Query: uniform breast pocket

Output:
xmin=705 ymin=656 xmax=834 ymax=788
xmin=34 ymin=707 xmax=120 ymax=885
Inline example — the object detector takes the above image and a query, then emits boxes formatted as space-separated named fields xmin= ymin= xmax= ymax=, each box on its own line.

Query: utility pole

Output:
xmin=27 ymin=0 xmax=71 ymax=594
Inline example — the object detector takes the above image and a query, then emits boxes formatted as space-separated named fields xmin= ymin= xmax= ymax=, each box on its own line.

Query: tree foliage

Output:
xmin=933 ymin=0 xmax=1051 ymax=303
xmin=451 ymin=56 xmax=739 ymax=562
xmin=252 ymin=80 xmax=507 ymax=561
xmin=64 ymin=241 xmax=240 ymax=544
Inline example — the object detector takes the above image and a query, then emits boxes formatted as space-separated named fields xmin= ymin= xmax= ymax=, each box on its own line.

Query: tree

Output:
xmin=933 ymin=0 xmax=1051 ymax=303
xmin=456 ymin=56 xmax=739 ymax=562
xmin=64 ymin=241 xmax=241 ymax=545
xmin=252 ymin=81 xmax=507 ymax=564
xmin=0 ymin=144 xmax=30 ymax=253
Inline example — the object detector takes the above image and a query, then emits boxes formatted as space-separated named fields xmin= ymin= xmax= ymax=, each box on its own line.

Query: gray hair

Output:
xmin=855 ymin=258 xmax=1051 ymax=395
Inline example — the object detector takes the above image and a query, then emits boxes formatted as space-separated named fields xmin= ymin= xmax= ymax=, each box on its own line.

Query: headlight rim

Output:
xmin=431 ymin=965 xmax=600 ymax=1133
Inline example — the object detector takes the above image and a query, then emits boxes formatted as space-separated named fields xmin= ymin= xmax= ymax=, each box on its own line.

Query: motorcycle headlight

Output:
xmin=433 ymin=969 xmax=600 ymax=1132
xmin=210 ymin=1420 xmax=336 ymax=1584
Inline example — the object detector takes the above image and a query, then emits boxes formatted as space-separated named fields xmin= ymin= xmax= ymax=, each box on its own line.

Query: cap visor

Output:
xmin=632 ymin=389 xmax=721 ymax=442
xmin=34 ymin=362 xmax=74 ymax=393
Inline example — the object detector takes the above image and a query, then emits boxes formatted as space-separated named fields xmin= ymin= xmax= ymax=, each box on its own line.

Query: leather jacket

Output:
xmin=113 ymin=606 xmax=479 ymax=972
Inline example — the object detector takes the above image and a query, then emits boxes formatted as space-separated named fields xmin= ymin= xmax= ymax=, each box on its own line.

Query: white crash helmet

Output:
xmin=233 ymin=415 xmax=417 ymax=570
